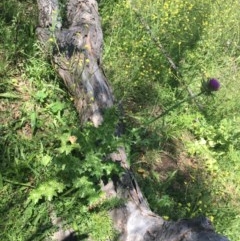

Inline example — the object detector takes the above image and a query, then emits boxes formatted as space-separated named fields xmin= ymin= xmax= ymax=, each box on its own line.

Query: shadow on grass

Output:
xmin=129 ymin=127 xmax=217 ymax=221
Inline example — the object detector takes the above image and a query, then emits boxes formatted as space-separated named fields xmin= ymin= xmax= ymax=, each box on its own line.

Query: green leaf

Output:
xmin=73 ymin=177 xmax=95 ymax=198
xmin=56 ymin=133 xmax=81 ymax=154
xmin=35 ymin=89 xmax=48 ymax=102
xmin=48 ymin=101 xmax=65 ymax=113
xmin=40 ymin=155 xmax=52 ymax=166
xmin=28 ymin=180 xmax=65 ymax=204
xmin=73 ymin=176 xmax=93 ymax=189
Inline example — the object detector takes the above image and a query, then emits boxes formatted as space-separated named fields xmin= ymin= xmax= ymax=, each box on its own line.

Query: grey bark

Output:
xmin=37 ymin=0 xmax=113 ymax=126
xmin=36 ymin=0 xmax=230 ymax=241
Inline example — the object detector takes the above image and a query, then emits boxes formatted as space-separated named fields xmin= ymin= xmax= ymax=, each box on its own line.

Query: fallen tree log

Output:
xmin=36 ymin=0 xmax=230 ymax=240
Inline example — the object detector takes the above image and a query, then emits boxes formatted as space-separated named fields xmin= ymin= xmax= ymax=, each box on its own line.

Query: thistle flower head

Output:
xmin=207 ymin=78 xmax=220 ymax=91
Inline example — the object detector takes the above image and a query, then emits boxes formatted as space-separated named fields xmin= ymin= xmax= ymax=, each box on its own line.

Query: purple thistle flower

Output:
xmin=207 ymin=78 xmax=220 ymax=91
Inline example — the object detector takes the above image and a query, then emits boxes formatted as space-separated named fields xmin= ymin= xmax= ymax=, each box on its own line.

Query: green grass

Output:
xmin=1 ymin=0 xmax=240 ymax=240
xmin=100 ymin=0 xmax=240 ymax=240
xmin=0 ymin=48 xmax=120 ymax=239
xmin=0 ymin=1 xmax=120 ymax=240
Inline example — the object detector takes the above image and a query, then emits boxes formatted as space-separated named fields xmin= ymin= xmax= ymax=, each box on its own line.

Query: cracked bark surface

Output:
xmin=36 ymin=0 xmax=230 ymax=240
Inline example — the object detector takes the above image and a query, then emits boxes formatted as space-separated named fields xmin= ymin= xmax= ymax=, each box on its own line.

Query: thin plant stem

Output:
xmin=145 ymin=91 xmax=203 ymax=126
xmin=3 ymin=178 xmax=35 ymax=188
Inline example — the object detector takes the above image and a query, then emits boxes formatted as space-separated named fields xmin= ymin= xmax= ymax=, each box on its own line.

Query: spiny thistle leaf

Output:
xmin=28 ymin=180 xmax=65 ymax=204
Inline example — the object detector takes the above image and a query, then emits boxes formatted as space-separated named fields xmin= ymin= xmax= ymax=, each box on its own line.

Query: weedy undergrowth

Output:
xmin=100 ymin=0 xmax=240 ymax=240
xmin=0 ymin=1 xmax=122 ymax=240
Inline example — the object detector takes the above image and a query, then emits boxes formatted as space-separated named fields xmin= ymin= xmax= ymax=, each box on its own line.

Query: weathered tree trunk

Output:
xmin=36 ymin=1 xmax=230 ymax=241
xmin=37 ymin=0 xmax=113 ymax=126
